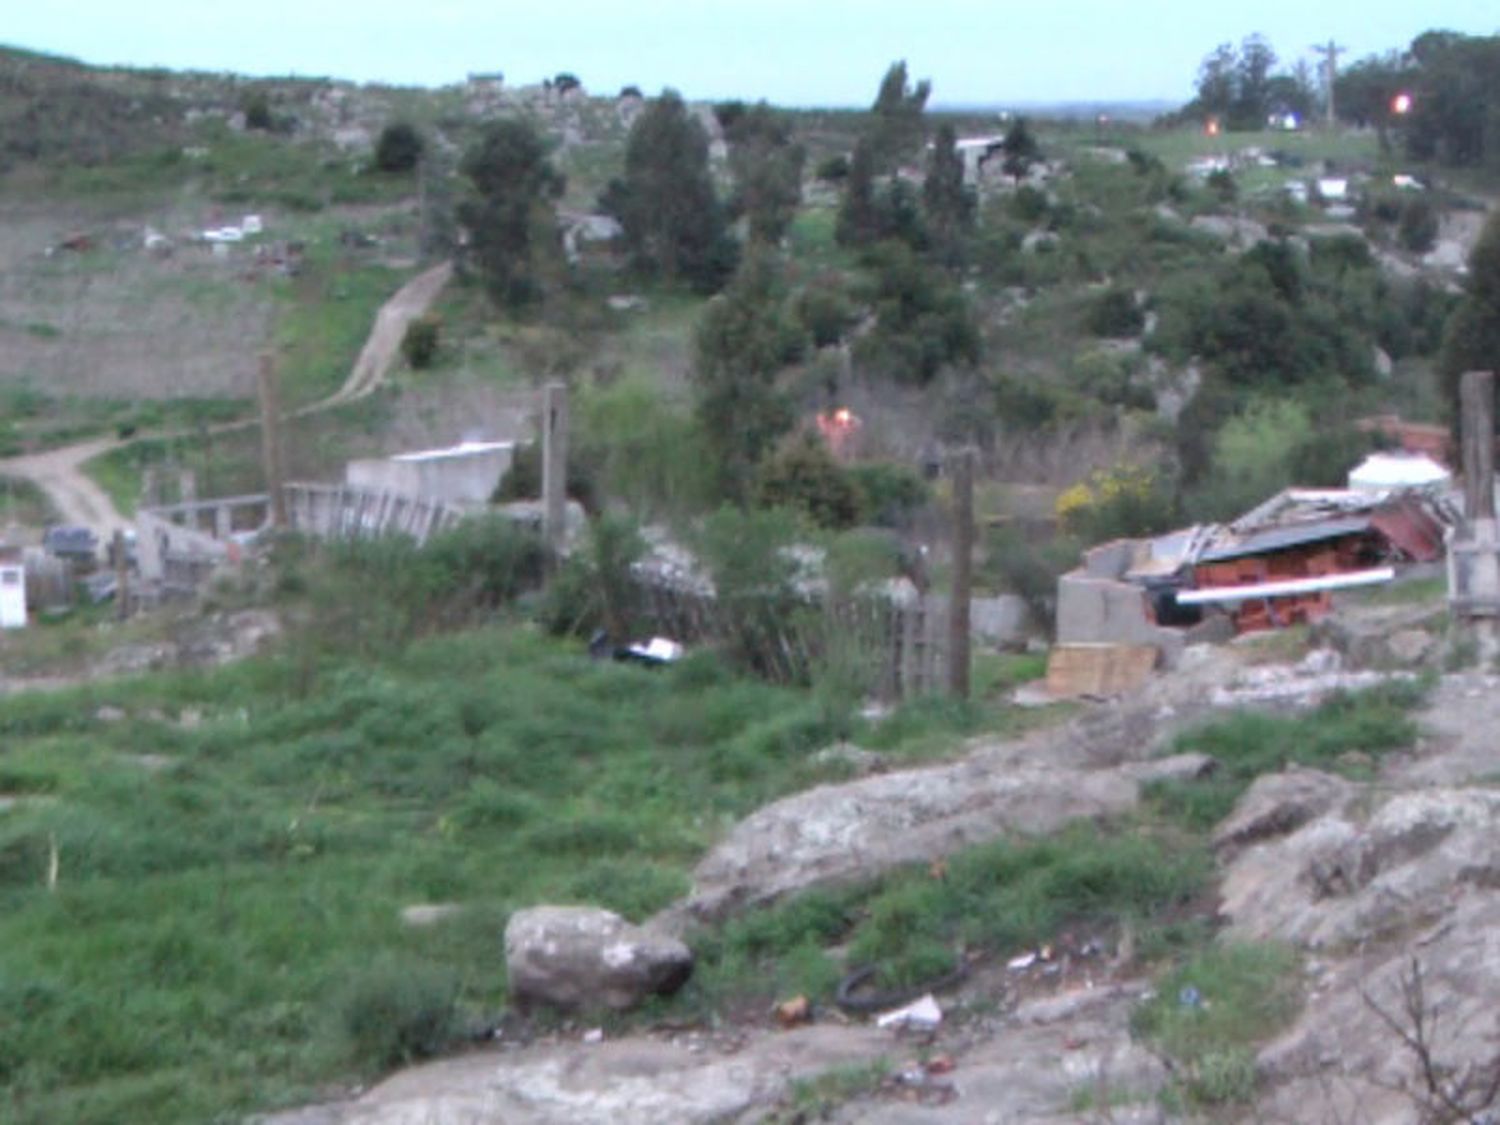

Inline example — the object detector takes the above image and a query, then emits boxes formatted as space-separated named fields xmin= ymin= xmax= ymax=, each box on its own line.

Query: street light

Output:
xmin=1391 ymin=92 xmax=1413 ymax=116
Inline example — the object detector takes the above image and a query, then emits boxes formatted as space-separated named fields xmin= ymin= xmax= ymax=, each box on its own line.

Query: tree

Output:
xmin=691 ymin=249 xmax=804 ymax=500
xmin=867 ymin=61 xmax=930 ymax=173
xmin=1232 ymin=34 xmax=1278 ymax=128
xmin=853 ymin=241 xmax=981 ymax=384
xmin=1195 ymin=43 xmax=1237 ymax=120
xmin=457 ymin=119 xmax=565 ymax=310
xmin=1000 ymin=117 xmax=1040 ymax=184
xmin=1334 ymin=52 xmax=1413 ymax=151
xmin=836 ymin=139 xmax=880 ymax=247
xmin=723 ymin=102 xmax=806 ymax=246
xmin=374 ymin=121 xmax=423 ymax=173
xmin=922 ymin=123 xmax=974 ymax=265
xmin=1439 ymin=208 xmax=1500 ymax=420
xmin=606 ymin=90 xmax=737 ymax=292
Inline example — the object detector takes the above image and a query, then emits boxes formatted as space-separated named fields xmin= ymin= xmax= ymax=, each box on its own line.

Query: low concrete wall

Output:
xmin=1056 ymin=571 xmax=1185 ymax=666
xmin=346 ymin=443 xmax=518 ymax=507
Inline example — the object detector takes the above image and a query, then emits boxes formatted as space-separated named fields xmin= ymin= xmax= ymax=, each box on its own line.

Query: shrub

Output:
xmin=1398 ymin=197 xmax=1439 ymax=254
xmin=243 ymin=92 xmax=274 ymax=132
xmin=337 ymin=958 xmax=459 ymax=1070
xmin=374 ymin=121 xmax=424 ymax=173
xmin=1054 ymin=465 xmax=1176 ymax=544
xmin=815 ymin=154 xmax=850 ymax=183
xmin=755 ymin=433 xmax=864 ymax=530
xmin=493 ymin=441 xmax=598 ymax=513
xmin=1085 ymin=285 xmax=1145 ymax=337
xmin=400 ymin=314 xmax=441 ymax=369
xmin=847 ymin=463 xmax=930 ymax=528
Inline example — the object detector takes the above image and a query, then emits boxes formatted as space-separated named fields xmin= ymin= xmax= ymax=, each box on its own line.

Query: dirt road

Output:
xmin=0 ymin=260 xmax=453 ymax=539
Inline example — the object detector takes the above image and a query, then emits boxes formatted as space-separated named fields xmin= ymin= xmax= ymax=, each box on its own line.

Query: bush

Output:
xmin=847 ymin=463 xmax=930 ymax=528
xmin=243 ymin=93 xmax=274 ymax=132
xmin=493 ymin=441 xmax=598 ymax=513
xmin=1085 ymin=285 xmax=1145 ymax=337
xmin=815 ymin=154 xmax=850 ymax=183
xmin=1055 ymin=465 xmax=1176 ymax=544
xmin=374 ymin=121 xmax=424 ymax=173
xmin=400 ymin=314 xmax=441 ymax=369
xmin=338 ymin=958 xmax=459 ymax=1070
xmin=755 ymin=433 xmax=864 ymax=530
xmin=1398 ymin=197 xmax=1439 ymax=254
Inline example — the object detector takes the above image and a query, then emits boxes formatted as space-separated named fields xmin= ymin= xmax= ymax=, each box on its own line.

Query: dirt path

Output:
xmin=0 ymin=261 xmax=453 ymax=539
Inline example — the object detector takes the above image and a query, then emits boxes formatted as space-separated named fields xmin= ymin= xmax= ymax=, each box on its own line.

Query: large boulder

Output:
xmin=1212 ymin=767 xmax=1355 ymax=856
xmin=504 ymin=906 xmax=692 ymax=1012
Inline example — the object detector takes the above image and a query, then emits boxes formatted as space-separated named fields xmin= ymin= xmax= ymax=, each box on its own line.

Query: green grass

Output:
xmin=0 ymin=623 xmax=874 ymax=1123
xmin=682 ymin=821 xmax=1212 ymax=1012
xmin=1145 ymin=680 xmax=1427 ymax=832
xmin=0 ymin=476 xmax=57 ymax=528
xmin=1132 ymin=941 xmax=1303 ymax=1110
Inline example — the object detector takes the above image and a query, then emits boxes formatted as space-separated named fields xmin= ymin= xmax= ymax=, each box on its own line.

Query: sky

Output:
xmin=7 ymin=1 xmax=1499 ymax=107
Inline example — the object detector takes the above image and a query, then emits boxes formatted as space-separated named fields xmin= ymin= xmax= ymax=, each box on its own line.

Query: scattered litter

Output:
xmin=1007 ymin=951 xmax=1039 ymax=971
xmin=924 ymin=1054 xmax=956 ymax=1075
xmin=876 ymin=993 xmax=942 ymax=1031
xmin=1178 ymin=985 xmax=1202 ymax=1009
xmin=582 ymin=1027 xmax=604 ymax=1044
xmin=624 ymin=636 xmax=684 ymax=665
xmin=774 ymin=995 xmax=810 ymax=1027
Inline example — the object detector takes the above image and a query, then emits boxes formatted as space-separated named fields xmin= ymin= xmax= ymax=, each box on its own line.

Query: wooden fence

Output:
xmin=633 ymin=571 xmax=949 ymax=700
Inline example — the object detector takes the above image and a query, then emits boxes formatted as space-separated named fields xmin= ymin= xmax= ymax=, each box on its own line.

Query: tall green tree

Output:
xmin=867 ymin=61 xmax=930 ymax=173
xmin=604 ymin=90 xmax=737 ymax=291
xmin=836 ymin=138 xmax=880 ymax=247
xmin=1439 ymin=208 xmax=1500 ymax=420
xmin=1232 ymin=34 xmax=1278 ymax=128
xmin=457 ymin=119 xmax=564 ymax=310
xmin=922 ymin=123 xmax=974 ymax=265
xmin=1000 ymin=117 xmax=1040 ymax=184
xmin=691 ymin=250 xmax=803 ymax=500
xmin=723 ymin=102 xmax=806 ymax=246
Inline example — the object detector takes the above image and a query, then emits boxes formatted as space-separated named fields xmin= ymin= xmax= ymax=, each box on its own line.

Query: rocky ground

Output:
xmin=256 ymin=596 xmax=1500 ymax=1125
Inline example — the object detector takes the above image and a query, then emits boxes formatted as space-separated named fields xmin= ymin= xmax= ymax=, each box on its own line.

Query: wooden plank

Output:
xmin=1045 ymin=644 xmax=1158 ymax=699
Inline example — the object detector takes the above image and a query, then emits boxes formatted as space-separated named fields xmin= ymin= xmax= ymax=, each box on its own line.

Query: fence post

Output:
xmin=948 ymin=447 xmax=975 ymax=700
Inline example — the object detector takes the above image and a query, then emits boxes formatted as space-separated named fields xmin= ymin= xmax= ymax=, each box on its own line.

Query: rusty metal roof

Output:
xmin=1198 ymin=516 xmax=1374 ymax=563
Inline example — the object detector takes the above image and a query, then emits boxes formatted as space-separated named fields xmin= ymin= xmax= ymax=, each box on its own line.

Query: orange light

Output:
xmin=1392 ymin=92 xmax=1413 ymax=115
xmin=1205 ymin=117 xmax=1221 ymax=137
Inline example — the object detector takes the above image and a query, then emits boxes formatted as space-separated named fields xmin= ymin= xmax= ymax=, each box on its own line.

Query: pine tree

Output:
xmin=922 ymin=123 xmax=974 ymax=265
xmin=456 ymin=119 xmax=564 ymax=309
xmin=606 ymin=90 xmax=737 ymax=292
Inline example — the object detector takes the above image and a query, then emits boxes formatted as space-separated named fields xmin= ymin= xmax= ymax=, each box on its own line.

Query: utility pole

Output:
xmin=1451 ymin=371 xmax=1500 ymax=657
xmin=256 ymin=352 xmax=287 ymax=529
xmin=947 ymin=447 xmax=975 ymax=701
xmin=1312 ymin=40 xmax=1346 ymax=128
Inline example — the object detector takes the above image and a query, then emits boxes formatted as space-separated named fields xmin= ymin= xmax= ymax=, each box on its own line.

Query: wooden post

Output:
xmin=948 ymin=447 xmax=975 ymax=700
xmin=256 ymin=353 xmax=287 ymax=529
xmin=542 ymin=381 xmax=569 ymax=552
xmin=1461 ymin=370 xmax=1495 ymax=522
xmin=1454 ymin=372 xmax=1500 ymax=649
xmin=112 ymin=529 xmax=129 ymax=621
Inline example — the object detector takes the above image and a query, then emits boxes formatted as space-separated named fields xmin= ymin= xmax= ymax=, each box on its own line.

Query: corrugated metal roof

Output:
xmin=1198 ymin=516 xmax=1373 ymax=563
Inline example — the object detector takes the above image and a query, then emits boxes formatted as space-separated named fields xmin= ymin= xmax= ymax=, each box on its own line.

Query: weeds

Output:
xmin=686 ymin=823 xmax=1212 ymax=1012
xmin=1146 ymin=681 xmax=1427 ymax=831
xmin=1132 ymin=941 xmax=1303 ymax=1110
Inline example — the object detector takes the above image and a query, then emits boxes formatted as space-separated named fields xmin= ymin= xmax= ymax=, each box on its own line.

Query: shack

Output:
xmin=1050 ymin=486 xmax=1455 ymax=694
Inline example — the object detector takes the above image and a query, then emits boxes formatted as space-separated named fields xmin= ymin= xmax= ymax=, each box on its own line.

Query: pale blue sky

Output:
xmin=7 ymin=1 xmax=1498 ymax=106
